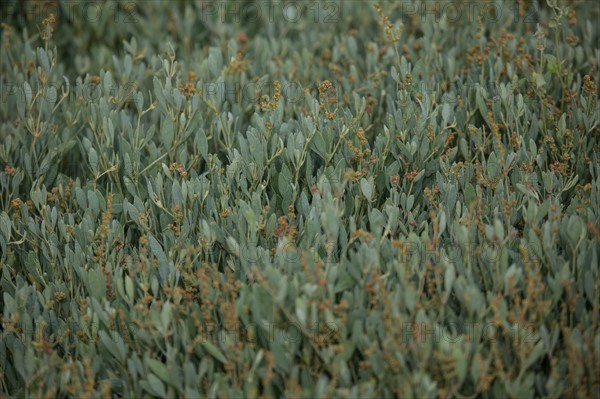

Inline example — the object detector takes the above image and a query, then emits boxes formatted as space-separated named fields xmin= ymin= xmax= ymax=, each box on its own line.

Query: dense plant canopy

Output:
xmin=0 ymin=0 xmax=599 ymax=397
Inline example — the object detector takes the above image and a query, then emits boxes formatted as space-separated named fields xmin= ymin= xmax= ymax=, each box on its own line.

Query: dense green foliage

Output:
xmin=1 ymin=0 xmax=599 ymax=397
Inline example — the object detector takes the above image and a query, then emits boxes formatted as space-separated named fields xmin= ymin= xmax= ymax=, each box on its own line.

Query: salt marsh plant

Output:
xmin=1 ymin=1 xmax=599 ymax=397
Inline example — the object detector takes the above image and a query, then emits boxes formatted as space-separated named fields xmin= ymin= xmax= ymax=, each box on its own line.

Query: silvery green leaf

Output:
xmin=23 ymin=82 xmax=33 ymax=107
xmin=46 ymin=85 xmax=57 ymax=108
xmin=494 ymin=219 xmax=505 ymax=241
xmin=125 ymin=275 xmax=134 ymax=302
xmin=566 ymin=215 xmax=585 ymax=246
xmin=147 ymin=359 xmax=171 ymax=385
xmin=390 ymin=66 xmax=399 ymax=82
xmin=124 ymin=152 xmax=133 ymax=176
xmin=442 ymin=103 xmax=451 ymax=124
xmin=145 ymin=374 xmax=166 ymax=397
xmin=124 ymin=54 xmax=132 ymax=76
xmin=404 ymin=286 xmax=416 ymax=312
xmin=525 ymin=341 xmax=545 ymax=369
xmin=172 ymin=180 xmax=182 ymax=205
xmin=153 ymin=77 xmax=167 ymax=112
xmin=148 ymin=234 xmax=169 ymax=281
xmin=201 ymin=341 xmax=227 ymax=364
xmin=413 ymin=169 xmax=425 ymax=182
xmin=99 ymin=330 xmax=122 ymax=362
xmin=37 ymin=47 xmax=50 ymax=73
xmin=438 ymin=210 xmax=446 ymax=238
xmin=161 ymin=116 xmax=174 ymax=148
xmin=562 ymin=174 xmax=579 ymax=192
xmin=88 ymin=268 xmax=106 ymax=300
xmin=135 ymin=91 xmax=144 ymax=113
xmin=459 ymin=137 xmax=469 ymax=159
xmin=406 ymin=194 xmax=414 ymax=212
xmin=50 ymin=207 xmax=57 ymax=229
xmin=226 ymin=236 xmax=240 ymax=258
xmin=516 ymin=183 xmax=539 ymax=201
xmin=75 ymin=187 xmax=87 ymax=208
xmin=87 ymin=190 xmax=99 ymax=214
xmin=295 ymin=297 xmax=307 ymax=326
xmin=24 ymin=347 xmax=36 ymax=378
xmin=3 ymin=293 xmax=16 ymax=314
xmin=17 ymin=88 xmax=26 ymax=117
xmin=0 ymin=212 xmax=11 ymax=242
xmin=444 ymin=263 xmax=455 ymax=298
xmin=88 ymin=147 xmax=98 ymax=175
xmin=360 ymin=178 xmax=373 ymax=202
xmin=311 ymin=130 xmax=327 ymax=160
xmin=103 ymin=70 xmax=114 ymax=95
xmin=161 ymin=301 xmax=171 ymax=329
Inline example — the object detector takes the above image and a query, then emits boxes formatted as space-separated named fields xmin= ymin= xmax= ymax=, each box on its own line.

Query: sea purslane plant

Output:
xmin=0 ymin=1 xmax=598 ymax=397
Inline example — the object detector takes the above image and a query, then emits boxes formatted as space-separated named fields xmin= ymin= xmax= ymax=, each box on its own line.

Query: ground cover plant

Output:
xmin=0 ymin=0 xmax=599 ymax=397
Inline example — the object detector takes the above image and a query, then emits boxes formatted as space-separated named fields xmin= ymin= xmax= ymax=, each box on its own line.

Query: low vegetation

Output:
xmin=0 ymin=0 xmax=599 ymax=397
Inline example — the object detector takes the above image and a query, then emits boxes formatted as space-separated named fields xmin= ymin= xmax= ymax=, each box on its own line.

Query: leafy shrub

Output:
xmin=0 ymin=1 xmax=599 ymax=397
